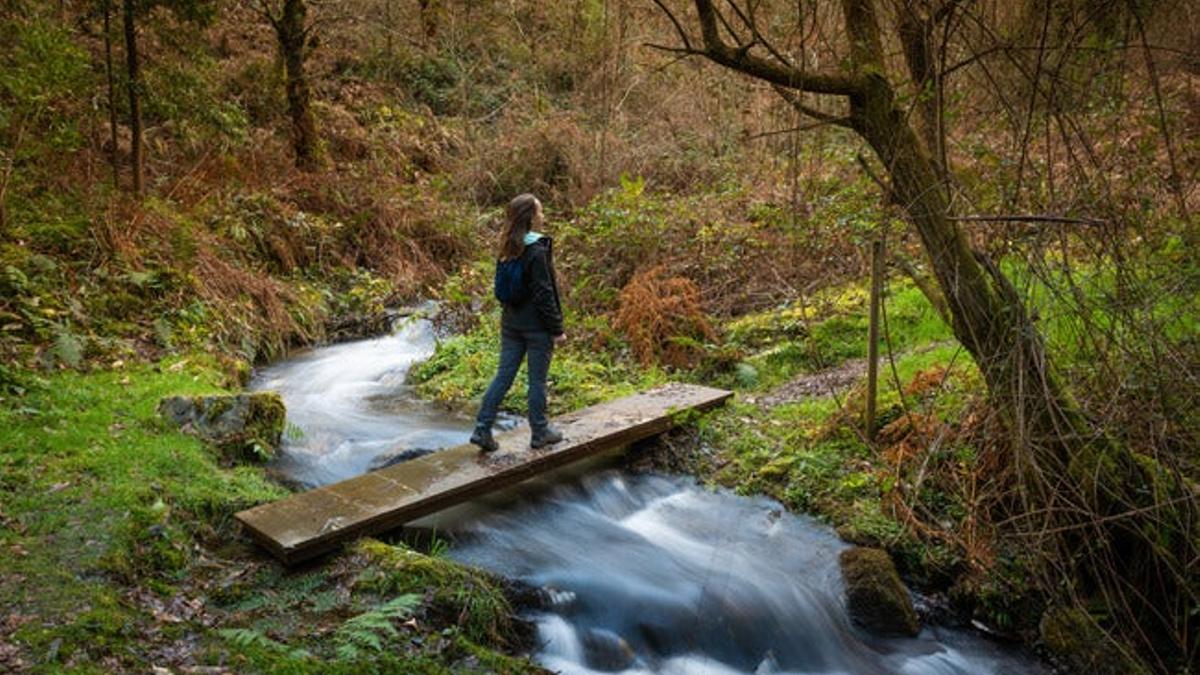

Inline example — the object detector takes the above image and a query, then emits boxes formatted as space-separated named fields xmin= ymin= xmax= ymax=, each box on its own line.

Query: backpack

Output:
xmin=494 ymin=255 xmax=528 ymax=304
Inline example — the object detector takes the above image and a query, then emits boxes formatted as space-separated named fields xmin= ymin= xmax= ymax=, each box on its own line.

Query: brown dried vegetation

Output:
xmin=614 ymin=266 xmax=716 ymax=368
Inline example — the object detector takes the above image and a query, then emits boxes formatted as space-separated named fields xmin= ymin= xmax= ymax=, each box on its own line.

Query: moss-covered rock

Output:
xmin=838 ymin=546 xmax=920 ymax=636
xmin=157 ymin=391 xmax=286 ymax=463
xmin=352 ymin=539 xmax=523 ymax=647
xmin=1039 ymin=606 xmax=1151 ymax=675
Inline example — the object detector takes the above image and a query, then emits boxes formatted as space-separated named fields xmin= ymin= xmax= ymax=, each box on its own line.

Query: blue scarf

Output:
xmin=523 ymin=231 xmax=545 ymax=245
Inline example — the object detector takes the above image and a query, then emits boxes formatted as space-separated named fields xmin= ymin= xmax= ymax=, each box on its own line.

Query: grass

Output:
xmin=0 ymin=357 xmax=542 ymax=672
xmin=410 ymin=305 xmax=666 ymax=417
xmin=632 ymin=274 xmax=978 ymax=591
xmin=0 ymin=355 xmax=283 ymax=667
xmin=719 ymin=278 xmax=955 ymax=392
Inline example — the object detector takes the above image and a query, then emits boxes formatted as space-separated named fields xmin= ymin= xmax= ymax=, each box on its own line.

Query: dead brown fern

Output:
xmin=614 ymin=266 xmax=716 ymax=368
xmin=192 ymin=246 xmax=318 ymax=359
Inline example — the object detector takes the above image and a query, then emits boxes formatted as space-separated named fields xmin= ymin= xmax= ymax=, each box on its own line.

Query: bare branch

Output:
xmin=951 ymin=214 xmax=1108 ymax=226
xmin=723 ymin=0 xmax=795 ymax=68
xmin=245 ymin=0 xmax=281 ymax=28
xmin=650 ymin=0 xmax=693 ymax=51
xmin=711 ymin=2 xmax=747 ymax=49
xmin=772 ymin=85 xmax=850 ymax=126
xmin=644 ymin=42 xmax=703 ymax=57
xmin=691 ymin=0 xmax=862 ymax=96
xmin=744 ymin=118 xmax=849 ymax=140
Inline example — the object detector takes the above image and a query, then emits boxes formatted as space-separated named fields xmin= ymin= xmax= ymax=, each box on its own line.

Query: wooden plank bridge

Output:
xmin=236 ymin=383 xmax=733 ymax=564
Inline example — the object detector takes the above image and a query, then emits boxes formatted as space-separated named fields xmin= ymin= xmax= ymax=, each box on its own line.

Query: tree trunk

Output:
xmin=122 ymin=0 xmax=143 ymax=196
xmin=274 ymin=0 xmax=319 ymax=170
xmin=839 ymin=0 xmax=1140 ymax=493
xmin=674 ymin=1 xmax=1190 ymax=661
xmin=895 ymin=4 xmax=946 ymax=176
xmin=417 ymin=0 xmax=438 ymax=42
xmin=104 ymin=0 xmax=120 ymax=188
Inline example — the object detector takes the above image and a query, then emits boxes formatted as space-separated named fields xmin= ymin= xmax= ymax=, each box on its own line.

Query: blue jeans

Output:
xmin=475 ymin=327 xmax=553 ymax=431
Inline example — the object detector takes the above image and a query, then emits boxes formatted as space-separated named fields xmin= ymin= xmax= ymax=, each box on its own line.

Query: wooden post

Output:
xmin=866 ymin=238 xmax=883 ymax=440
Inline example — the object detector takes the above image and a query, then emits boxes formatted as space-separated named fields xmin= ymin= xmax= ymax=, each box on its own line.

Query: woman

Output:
xmin=470 ymin=193 xmax=567 ymax=453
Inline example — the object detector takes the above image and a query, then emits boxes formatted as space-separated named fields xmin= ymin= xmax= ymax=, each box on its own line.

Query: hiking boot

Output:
xmin=530 ymin=424 xmax=564 ymax=449
xmin=470 ymin=426 xmax=499 ymax=453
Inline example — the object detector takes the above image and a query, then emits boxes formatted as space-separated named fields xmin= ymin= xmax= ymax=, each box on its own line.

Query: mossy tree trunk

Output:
xmin=664 ymin=2 xmax=1194 ymax=661
xmin=260 ymin=0 xmax=319 ymax=170
xmin=103 ymin=0 xmax=120 ymax=187
xmin=895 ymin=2 xmax=947 ymax=177
xmin=675 ymin=0 xmax=1148 ymax=501
xmin=122 ymin=0 xmax=143 ymax=195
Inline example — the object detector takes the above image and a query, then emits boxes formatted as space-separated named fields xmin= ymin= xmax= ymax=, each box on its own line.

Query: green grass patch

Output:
xmin=0 ymin=356 xmax=286 ymax=667
xmin=0 ymin=358 xmax=541 ymax=671
xmin=723 ymin=277 xmax=954 ymax=392
xmin=410 ymin=307 xmax=666 ymax=416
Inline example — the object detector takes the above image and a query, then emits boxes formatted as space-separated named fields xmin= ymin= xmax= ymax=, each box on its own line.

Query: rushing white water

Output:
xmin=254 ymin=325 xmax=1048 ymax=674
xmin=249 ymin=310 xmax=474 ymax=486
xmin=449 ymin=472 xmax=1047 ymax=675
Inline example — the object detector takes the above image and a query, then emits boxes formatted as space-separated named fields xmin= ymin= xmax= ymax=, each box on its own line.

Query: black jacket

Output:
xmin=501 ymin=236 xmax=564 ymax=336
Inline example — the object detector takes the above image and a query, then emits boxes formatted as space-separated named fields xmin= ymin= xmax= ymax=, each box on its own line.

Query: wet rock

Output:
xmin=327 ymin=310 xmax=394 ymax=344
xmin=838 ymin=547 xmax=920 ymax=637
xmin=500 ymin=579 xmax=556 ymax=612
xmin=327 ymin=306 xmax=431 ymax=344
xmin=581 ymin=628 xmax=637 ymax=672
xmin=157 ymin=392 xmax=285 ymax=464
xmin=369 ymin=447 xmax=437 ymax=470
xmin=1039 ymin=606 xmax=1150 ymax=675
xmin=910 ymin=590 xmax=962 ymax=628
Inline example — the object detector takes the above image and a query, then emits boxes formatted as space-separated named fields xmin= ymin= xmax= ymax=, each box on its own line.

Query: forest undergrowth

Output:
xmin=1 ymin=0 xmax=1197 ymax=672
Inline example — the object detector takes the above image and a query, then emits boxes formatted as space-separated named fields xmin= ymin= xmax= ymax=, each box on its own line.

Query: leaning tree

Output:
xmin=650 ymin=0 xmax=1194 ymax=665
xmin=652 ymin=0 xmax=1147 ymax=505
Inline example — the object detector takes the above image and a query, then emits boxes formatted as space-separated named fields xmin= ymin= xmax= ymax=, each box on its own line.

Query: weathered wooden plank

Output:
xmin=236 ymin=383 xmax=733 ymax=564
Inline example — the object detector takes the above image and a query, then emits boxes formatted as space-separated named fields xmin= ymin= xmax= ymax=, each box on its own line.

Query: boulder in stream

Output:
xmin=158 ymin=392 xmax=286 ymax=464
xmin=581 ymin=628 xmax=637 ymax=671
xmin=838 ymin=546 xmax=920 ymax=636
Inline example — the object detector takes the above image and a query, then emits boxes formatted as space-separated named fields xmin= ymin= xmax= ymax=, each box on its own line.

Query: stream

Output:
xmin=250 ymin=317 xmax=1048 ymax=674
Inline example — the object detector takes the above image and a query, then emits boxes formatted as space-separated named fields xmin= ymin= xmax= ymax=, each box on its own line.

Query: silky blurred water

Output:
xmin=449 ymin=472 xmax=1048 ymax=675
xmin=249 ymin=310 xmax=473 ymax=487
xmin=255 ymin=323 xmax=1048 ymax=674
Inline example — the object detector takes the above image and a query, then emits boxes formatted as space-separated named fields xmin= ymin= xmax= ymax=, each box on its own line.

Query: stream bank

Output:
xmin=249 ymin=315 xmax=1051 ymax=674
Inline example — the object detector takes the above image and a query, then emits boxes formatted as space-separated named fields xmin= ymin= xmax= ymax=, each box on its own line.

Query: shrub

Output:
xmin=614 ymin=266 xmax=715 ymax=368
xmin=457 ymin=110 xmax=591 ymax=207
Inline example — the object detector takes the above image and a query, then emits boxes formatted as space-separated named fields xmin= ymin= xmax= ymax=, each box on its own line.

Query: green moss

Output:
xmin=1039 ymin=607 xmax=1151 ymax=675
xmin=453 ymin=635 xmax=545 ymax=673
xmin=354 ymin=539 xmax=516 ymax=646
xmin=0 ymin=359 xmax=287 ymax=668
xmin=724 ymin=279 xmax=955 ymax=392
xmin=838 ymin=547 xmax=920 ymax=636
xmin=100 ymin=503 xmax=190 ymax=581
xmin=203 ymin=545 xmax=541 ymax=673
xmin=240 ymin=391 xmax=287 ymax=461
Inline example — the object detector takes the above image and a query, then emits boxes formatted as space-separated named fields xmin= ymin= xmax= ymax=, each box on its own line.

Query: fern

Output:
xmin=218 ymin=627 xmax=311 ymax=661
xmin=284 ymin=421 xmax=306 ymax=442
xmin=333 ymin=594 xmax=421 ymax=662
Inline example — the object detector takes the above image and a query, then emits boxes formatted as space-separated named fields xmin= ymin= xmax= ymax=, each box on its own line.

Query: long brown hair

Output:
xmin=498 ymin=193 xmax=539 ymax=261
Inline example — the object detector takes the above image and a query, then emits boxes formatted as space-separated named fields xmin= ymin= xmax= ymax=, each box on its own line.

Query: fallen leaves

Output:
xmin=128 ymin=588 xmax=210 ymax=629
xmin=0 ymin=640 xmax=26 ymax=671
